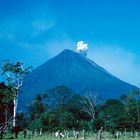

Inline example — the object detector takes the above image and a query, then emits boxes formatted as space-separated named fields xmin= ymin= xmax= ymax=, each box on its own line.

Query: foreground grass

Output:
xmin=2 ymin=133 xmax=140 ymax=140
xmin=5 ymin=136 xmax=140 ymax=140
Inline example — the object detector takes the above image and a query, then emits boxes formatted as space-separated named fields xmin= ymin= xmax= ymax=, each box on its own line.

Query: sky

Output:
xmin=0 ymin=0 xmax=140 ymax=86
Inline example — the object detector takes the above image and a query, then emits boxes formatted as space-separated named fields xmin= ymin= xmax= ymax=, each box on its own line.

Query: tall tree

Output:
xmin=120 ymin=90 xmax=140 ymax=130
xmin=99 ymin=99 xmax=125 ymax=133
xmin=0 ymin=60 xmax=32 ymax=127
xmin=0 ymin=82 xmax=15 ymax=137
xmin=79 ymin=89 xmax=99 ymax=121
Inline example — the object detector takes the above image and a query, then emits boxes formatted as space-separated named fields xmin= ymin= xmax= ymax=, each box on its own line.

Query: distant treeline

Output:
xmin=17 ymin=85 xmax=140 ymax=133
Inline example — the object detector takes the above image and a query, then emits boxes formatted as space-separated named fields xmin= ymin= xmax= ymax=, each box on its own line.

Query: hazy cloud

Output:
xmin=88 ymin=44 xmax=140 ymax=86
xmin=0 ymin=6 xmax=57 ymax=67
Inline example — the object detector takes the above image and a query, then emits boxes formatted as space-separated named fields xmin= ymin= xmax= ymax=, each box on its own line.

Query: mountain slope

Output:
xmin=18 ymin=49 xmax=137 ymax=110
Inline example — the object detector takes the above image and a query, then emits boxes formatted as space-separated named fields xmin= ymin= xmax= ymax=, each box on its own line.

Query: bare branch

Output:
xmin=79 ymin=89 xmax=99 ymax=120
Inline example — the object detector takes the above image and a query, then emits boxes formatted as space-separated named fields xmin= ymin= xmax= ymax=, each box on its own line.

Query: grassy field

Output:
xmin=2 ymin=136 xmax=140 ymax=140
xmin=2 ymin=132 xmax=140 ymax=140
xmin=16 ymin=136 xmax=140 ymax=140
xmin=10 ymin=137 xmax=140 ymax=140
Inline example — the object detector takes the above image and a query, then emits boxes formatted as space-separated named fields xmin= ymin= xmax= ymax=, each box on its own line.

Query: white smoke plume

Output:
xmin=76 ymin=41 xmax=88 ymax=56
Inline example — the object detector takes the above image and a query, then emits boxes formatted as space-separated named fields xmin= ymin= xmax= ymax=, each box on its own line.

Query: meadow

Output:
xmin=7 ymin=136 xmax=140 ymax=140
xmin=2 ymin=131 xmax=140 ymax=140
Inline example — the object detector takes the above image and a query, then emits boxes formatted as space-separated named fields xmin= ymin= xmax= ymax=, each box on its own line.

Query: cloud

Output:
xmin=76 ymin=41 xmax=88 ymax=56
xmin=76 ymin=41 xmax=88 ymax=52
xmin=0 ymin=6 xmax=57 ymax=68
xmin=88 ymin=44 xmax=140 ymax=86
xmin=0 ymin=6 xmax=74 ymax=68
xmin=32 ymin=21 xmax=54 ymax=35
xmin=0 ymin=6 xmax=55 ymax=43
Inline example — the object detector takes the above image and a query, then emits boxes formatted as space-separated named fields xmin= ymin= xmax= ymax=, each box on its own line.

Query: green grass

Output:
xmin=4 ymin=136 xmax=140 ymax=140
xmin=2 ymin=132 xmax=140 ymax=140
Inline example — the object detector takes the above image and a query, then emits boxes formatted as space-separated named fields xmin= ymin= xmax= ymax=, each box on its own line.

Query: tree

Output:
xmin=0 ymin=82 xmax=16 ymax=137
xmin=0 ymin=60 xmax=32 ymax=127
xmin=28 ymin=94 xmax=46 ymax=121
xmin=120 ymin=90 xmax=140 ymax=130
xmin=45 ymin=85 xmax=75 ymax=109
xmin=99 ymin=99 xmax=125 ymax=133
xmin=16 ymin=112 xmax=28 ymax=129
xmin=79 ymin=89 xmax=99 ymax=121
xmin=27 ymin=86 xmax=85 ymax=131
xmin=57 ymin=110 xmax=75 ymax=130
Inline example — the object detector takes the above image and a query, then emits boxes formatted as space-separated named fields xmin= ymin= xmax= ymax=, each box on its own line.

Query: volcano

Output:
xmin=18 ymin=49 xmax=137 ymax=110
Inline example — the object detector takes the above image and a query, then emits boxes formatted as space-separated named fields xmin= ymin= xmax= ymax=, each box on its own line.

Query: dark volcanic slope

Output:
xmin=18 ymin=49 xmax=136 ymax=110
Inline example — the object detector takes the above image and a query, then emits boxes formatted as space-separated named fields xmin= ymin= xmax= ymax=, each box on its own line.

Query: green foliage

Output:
xmin=98 ymin=99 xmax=126 ymax=132
xmin=25 ymin=86 xmax=88 ymax=131
xmin=28 ymin=94 xmax=47 ymax=121
xmin=121 ymin=90 xmax=140 ymax=130
xmin=0 ymin=60 xmax=32 ymax=88
xmin=16 ymin=112 xmax=28 ymax=129
xmin=15 ymin=87 xmax=140 ymax=132
xmin=0 ymin=82 xmax=14 ymax=132
xmin=58 ymin=110 xmax=75 ymax=129
xmin=0 ymin=83 xmax=16 ymax=103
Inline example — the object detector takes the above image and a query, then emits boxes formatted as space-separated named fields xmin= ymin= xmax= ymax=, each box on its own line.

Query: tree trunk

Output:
xmin=13 ymin=95 xmax=18 ymax=127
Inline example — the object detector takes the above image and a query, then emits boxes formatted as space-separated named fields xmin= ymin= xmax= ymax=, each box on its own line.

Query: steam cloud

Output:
xmin=76 ymin=41 xmax=88 ymax=56
xmin=76 ymin=41 xmax=88 ymax=52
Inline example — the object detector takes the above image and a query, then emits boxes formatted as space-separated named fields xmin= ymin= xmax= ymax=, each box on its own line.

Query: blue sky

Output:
xmin=0 ymin=0 xmax=140 ymax=86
